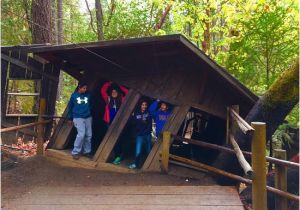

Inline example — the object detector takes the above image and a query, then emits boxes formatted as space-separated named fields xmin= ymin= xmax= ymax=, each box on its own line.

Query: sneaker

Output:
xmin=128 ymin=163 xmax=136 ymax=169
xmin=112 ymin=156 xmax=121 ymax=165
xmin=72 ymin=154 xmax=80 ymax=160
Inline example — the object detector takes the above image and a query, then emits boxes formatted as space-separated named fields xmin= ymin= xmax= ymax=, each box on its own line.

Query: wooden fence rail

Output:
xmin=171 ymin=135 xmax=299 ymax=169
xmin=0 ymin=120 xmax=52 ymax=133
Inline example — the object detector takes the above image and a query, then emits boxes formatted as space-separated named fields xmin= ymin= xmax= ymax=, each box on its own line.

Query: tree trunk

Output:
xmin=95 ymin=0 xmax=104 ymax=41
xmin=55 ymin=0 xmax=64 ymax=115
xmin=201 ymin=1 xmax=211 ymax=55
xmin=31 ymin=0 xmax=52 ymax=43
xmin=213 ymin=58 xmax=299 ymax=184
xmin=51 ymin=0 xmax=57 ymax=44
xmin=57 ymin=0 xmax=63 ymax=44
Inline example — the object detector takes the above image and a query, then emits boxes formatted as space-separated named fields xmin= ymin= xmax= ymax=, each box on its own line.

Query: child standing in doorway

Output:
xmin=149 ymin=99 xmax=172 ymax=138
xmin=67 ymin=81 xmax=92 ymax=160
xmin=100 ymin=81 xmax=128 ymax=164
xmin=129 ymin=99 xmax=153 ymax=169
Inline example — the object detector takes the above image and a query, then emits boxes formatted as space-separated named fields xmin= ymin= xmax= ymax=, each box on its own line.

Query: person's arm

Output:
xmin=100 ymin=81 xmax=111 ymax=104
xmin=120 ymin=85 xmax=129 ymax=96
xmin=149 ymin=100 xmax=159 ymax=117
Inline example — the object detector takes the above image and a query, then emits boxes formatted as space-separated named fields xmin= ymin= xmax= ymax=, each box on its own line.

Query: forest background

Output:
xmin=1 ymin=0 xmax=299 ymax=151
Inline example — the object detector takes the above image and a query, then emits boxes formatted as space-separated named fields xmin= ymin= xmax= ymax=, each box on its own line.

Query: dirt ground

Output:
xmin=2 ymin=155 xmax=217 ymax=209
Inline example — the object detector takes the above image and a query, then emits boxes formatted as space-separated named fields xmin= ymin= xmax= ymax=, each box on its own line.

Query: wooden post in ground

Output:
xmin=37 ymin=98 xmax=46 ymax=155
xmin=251 ymin=122 xmax=267 ymax=210
xmin=161 ymin=131 xmax=171 ymax=173
xmin=274 ymin=149 xmax=287 ymax=210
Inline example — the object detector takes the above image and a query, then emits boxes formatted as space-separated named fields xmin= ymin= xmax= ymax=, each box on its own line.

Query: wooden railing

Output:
xmin=161 ymin=105 xmax=299 ymax=210
xmin=0 ymin=98 xmax=53 ymax=155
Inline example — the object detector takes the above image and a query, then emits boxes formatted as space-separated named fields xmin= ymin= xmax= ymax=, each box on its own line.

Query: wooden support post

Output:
xmin=274 ymin=149 xmax=287 ymax=210
xmin=251 ymin=122 xmax=267 ymax=210
xmin=161 ymin=131 xmax=171 ymax=173
xmin=226 ymin=107 xmax=230 ymax=144
xmin=231 ymin=105 xmax=239 ymax=135
xmin=37 ymin=98 xmax=46 ymax=155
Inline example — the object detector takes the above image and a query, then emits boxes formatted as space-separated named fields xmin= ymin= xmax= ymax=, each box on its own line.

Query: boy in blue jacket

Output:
xmin=67 ymin=81 xmax=92 ymax=160
xmin=149 ymin=99 xmax=171 ymax=138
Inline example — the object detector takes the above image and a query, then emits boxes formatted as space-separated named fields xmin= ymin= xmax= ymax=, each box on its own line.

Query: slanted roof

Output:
xmin=30 ymin=34 xmax=258 ymax=117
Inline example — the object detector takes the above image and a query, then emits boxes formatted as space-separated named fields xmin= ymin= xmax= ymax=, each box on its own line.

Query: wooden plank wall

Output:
xmin=1 ymin=48 xmax=61 ymax=144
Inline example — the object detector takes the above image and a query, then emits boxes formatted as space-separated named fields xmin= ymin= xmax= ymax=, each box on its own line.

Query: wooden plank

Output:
xmin=29 ymin=186 xmax=240 ymax=195
xmin=1 ymin=53 xmax=58 ymax=82
xmin=8 ymin=205 xmax=244 ymax=210
xmin=142 ymin=105 xmax=190 ymax=171
xmin=94 ymin=90 xmax=140 ymax=162
xmin=161 ymin=131 xmax=171 ymax=173
xmin=45 ymin=149 xmax=97 ymax=169
xmin=16 ymin=195 xmax=243 ymax=205
xmin=179 ymin=36 xmax=257 ymax=103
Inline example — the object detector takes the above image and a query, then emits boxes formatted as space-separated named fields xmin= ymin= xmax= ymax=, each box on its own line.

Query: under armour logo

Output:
xmin=76 ymin=97 xmax=88 ymax=104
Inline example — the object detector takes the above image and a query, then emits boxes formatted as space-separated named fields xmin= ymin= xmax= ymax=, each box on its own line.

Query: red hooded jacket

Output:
xmin=100 ymin=82 xmax=128 ymax=124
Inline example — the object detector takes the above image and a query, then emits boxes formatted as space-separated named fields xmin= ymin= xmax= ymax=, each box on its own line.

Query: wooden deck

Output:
xmin=45 ymin=149 xmax=137 ymax=173
xmin=8 ymin=186 xmax=244 ymax=210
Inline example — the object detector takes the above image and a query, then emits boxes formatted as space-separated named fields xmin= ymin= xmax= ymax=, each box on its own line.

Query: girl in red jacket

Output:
xmin=100 ymin=81 xmax=128 ymax=164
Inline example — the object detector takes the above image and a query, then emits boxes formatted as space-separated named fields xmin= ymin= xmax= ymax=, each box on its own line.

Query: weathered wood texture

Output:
xmin=7 ymin=185 xmax=244 ymax=210
xmin=94 ymin=90 xmax=141 ymax=163
xmin=31 ymin=34 xmax=257 ymax=119
xmin=1 ymin=48 xmax=60 ymax=144
xmin=142 ymin=105 xmax=190 ymax=171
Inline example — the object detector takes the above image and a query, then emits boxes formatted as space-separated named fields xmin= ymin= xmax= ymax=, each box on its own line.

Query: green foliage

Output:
xmin=1 ymin=0 xmax=298 ymax=140
xmin=56 ymin=72 xmax=78 ymax=116
xmin=1 ymin=0 xmax=32 ymax=45
xmin=225 ymin=0 xmax=299 ymax=95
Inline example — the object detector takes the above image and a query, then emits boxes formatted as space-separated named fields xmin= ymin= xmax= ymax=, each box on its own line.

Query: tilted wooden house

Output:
xmin=1 ymin=34 xmax=258 ymax=172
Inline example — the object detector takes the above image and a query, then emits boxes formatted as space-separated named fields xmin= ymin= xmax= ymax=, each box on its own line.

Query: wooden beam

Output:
xmin=1 ymin=53 xmax=58 ymax=82
xmin=1 ymin=120 xmax=37 ymax=136
xmin=0 ymin=120 xmax=51 ymax=133
xmin=229 ymin=134 xmax=253 ymax=177
xmin=142 ymin=105 xmax=190 ymax=171
xmin=161 ymin=131 xmax=171 ymax=173
xmin=37 ymin=98 xmax=46 ymax=155
xmin=251 ymin=122 xmax=267 ymax=210
xmin=94 ymin=90 xmax=140 ymax=163
xmin=230 ymin=108 xmax=254 ymax=134
xmin=169 ymin=154 xmax=299 ymax=202
xmin=274 ymin=149 xmax=288 ymax=210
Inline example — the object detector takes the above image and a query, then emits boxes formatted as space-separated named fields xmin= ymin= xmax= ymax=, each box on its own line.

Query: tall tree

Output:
xmin=213 ymin=58 xmax=299 ymax=184
xmin=95 ymin=0 xmax=104 ymax=40
xmin=31 ymin=0 xmax=52 ymax=43
xmin=56 ymin=0 xmax=64 ymax=113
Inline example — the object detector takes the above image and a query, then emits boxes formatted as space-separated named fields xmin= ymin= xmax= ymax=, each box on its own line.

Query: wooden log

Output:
xmin=0 ymin=120 xmax=51 ymax=133
xmin=169 ymin=154 xmax=299 ymax=202
xmin=161 ymin=131 xmax=171 ymax=173
xmin=37 ymin=98 xmax=46 ymax=155
xmin=172 ymin=135 xmax=300 ymax=169
xmin=251 ymin=122 xmax=267 ymax=210
xmin=274 ymin=149 xmax=288 ymax=210
xmin=1 ymin=121 xmax=37 ymax=136
xmin=229 ymin=134 xmax=253 ymax=177
xmin=230 ymin=108 xmax=254 ymax=135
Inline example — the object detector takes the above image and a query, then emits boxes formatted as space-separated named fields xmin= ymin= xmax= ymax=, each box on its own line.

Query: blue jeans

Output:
xmin=135 ymin=134 xmax=152 ymax=167
xmin=72 ymin=117 xmax=92 ymax=155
